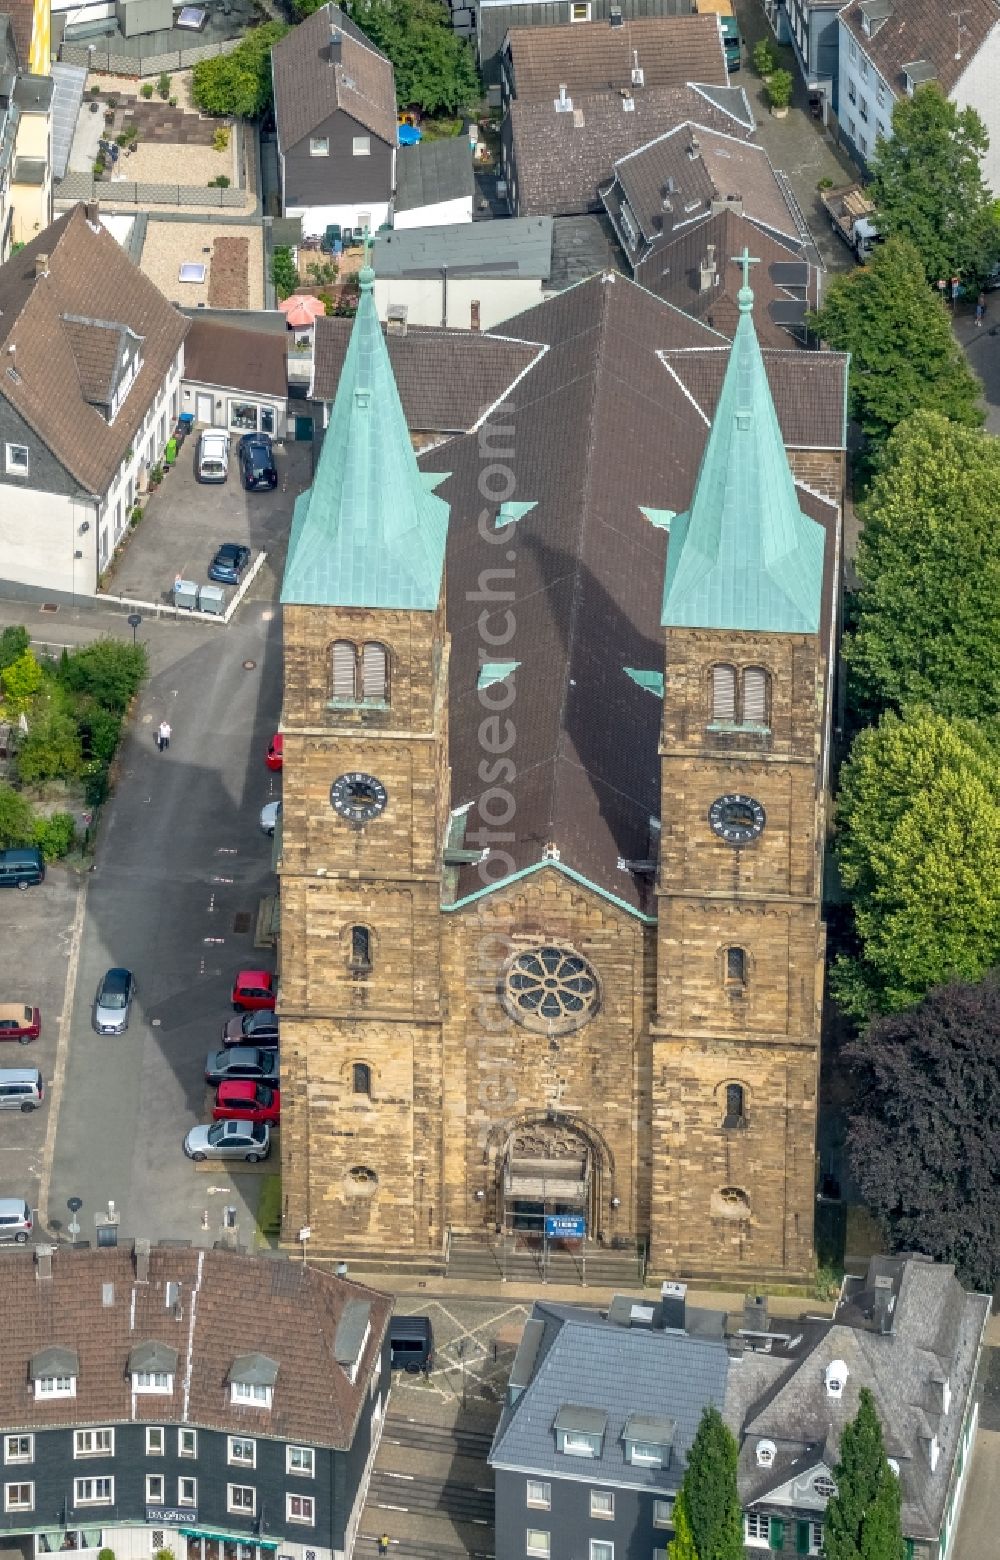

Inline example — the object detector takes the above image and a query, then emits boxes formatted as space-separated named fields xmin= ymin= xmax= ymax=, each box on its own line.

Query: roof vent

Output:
xmin=573 ymin=107 xmax=586 ymax=127
xmin=687 ymin=136 xmax=700 ymax=159
xmin=825 ymin=1359 xmax=848 ymax=1399
xmin=622 ymin=94 xmax=635 ymax=112
xmin=134 ymin=1239 xmax=150 ymax=1283
xmin=756 ymin=1438 xmax=776 ymax=1468
xmin=659 ymin=1280 xmax=687 ymax=1331
xmin=35 ymin=1245 xmax=54 ymax=1280
xmin=34 ymin=253 xmax=49 ymax=280
xmin=554 ymin=83 xmax=573 ymax=112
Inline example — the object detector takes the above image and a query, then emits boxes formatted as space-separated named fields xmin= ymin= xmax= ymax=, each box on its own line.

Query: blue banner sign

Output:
xmin=545 ymin=1213 xmax=586 ymax=1239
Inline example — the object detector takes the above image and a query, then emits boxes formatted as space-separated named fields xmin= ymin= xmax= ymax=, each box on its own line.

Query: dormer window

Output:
xmin=824 ymin=1360 xmax=848 ymax=1399
xmin=134 ymin=1371 xmax=172 ymax=1393
xmin=228 ymin=1353 xmax=278 ymax=1408
xmin=232 ymin=1381 xmax=272 ymax=1407
xmin=553 ymin=1406 xmax=606 ymax=1458
xmin=30 ymin=1347 xmax=79 ymax=1400
xmin=35 ymin=1376 xmax=76 ymax=1400
xmin=756 ymin=1439 xmax=776 ymax=1468
xmin=129 ymin=1342 xmax=177 ymax=1395
xmin=623 ymin=1414 xmax=674 ymax=1469
xmin=335 ymin=1299 xmax=372 ymax=1386
xmin=928 ymin=1435 xmax=940 ymax=1472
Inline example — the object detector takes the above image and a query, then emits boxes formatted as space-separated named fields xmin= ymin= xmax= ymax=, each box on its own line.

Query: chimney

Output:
xmin=329 ymin=24 xmax=342 ymax=64
xmin=134 ymin=1238 xmax=150 ymax=1283
xmin=34 ymin=253 xmax=49 ymax=280
xmin=85 ymin=200 xmax=100 ymax=226
xmin=659 ymin=1280 xmax=687 ymax=1331
xmin=35 ymin=1245 xmax=54 ymax=1280
xmin=470 ymin=299 xmax=481 ymax=332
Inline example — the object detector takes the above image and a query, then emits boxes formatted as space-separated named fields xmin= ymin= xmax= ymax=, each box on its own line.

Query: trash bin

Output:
xmin=173 ymin=579 xmax=198 ymax=610
xmin=198 ymin=584 xmax=224 ymax=615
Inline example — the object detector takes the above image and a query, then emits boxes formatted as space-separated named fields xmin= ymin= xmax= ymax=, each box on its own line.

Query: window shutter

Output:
xmin=362 ymin=642 xmax=387 ymax=702
xmin=743 ymin=666 xmax=768 ymax=725
xmin=331 ymin=641 xmax=356 ymax=701
xmin=712 ymin=664 xmax=736 ymax=721
xmin=796 ymin=1520 xmax=810 ymax=1555
xmin=769 ymin=1517 xmax=785 ymax=1551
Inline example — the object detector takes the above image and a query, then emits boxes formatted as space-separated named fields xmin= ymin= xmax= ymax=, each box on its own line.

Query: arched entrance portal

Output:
xmin=497 ymin=1115 xmax=606 ymax=1246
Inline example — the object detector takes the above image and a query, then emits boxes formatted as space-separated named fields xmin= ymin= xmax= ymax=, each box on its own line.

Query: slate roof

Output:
xmin=374 ymin=215 xmax=552 ymax=279
xmin=311 ymin=315 xmax=544 ymax=431
xmin=426 ymin=273 xmax=846 ymax=911
xmin=0 ymin=1243 xmax=391 ymax=1450
xmin=183 ymin=317 xmax=289 ymax=396
xmin=490 ymin=1300 xmax=730 ymax=1489
xmin=0 ymin=204 xmax=188 ymax=496
xmin=395 ymin=137 xmax=474 ymax=214
xmin=507 ymin=83 xmax=754 ymax=216
xmin=505 ymin=13 xmax=728 ymax=99
xmin=272 ymin=2 xmax=396 ymax=154
xmin=838 ymin=0 xmax=1000 ymax=99
xmin=736 ymin=1255 xmax=990 ymax=1542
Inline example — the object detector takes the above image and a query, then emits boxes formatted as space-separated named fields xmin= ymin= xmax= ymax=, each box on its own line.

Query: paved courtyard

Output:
xmin=387 ymin=1295 xmax=535 ymax=1412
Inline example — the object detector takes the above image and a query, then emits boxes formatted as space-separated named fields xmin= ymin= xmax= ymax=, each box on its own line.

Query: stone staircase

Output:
xmin=357 ymin=1413 xmax=496 ymax=1559
xmin=446 ymin=1234 xmax=646 ymax=1288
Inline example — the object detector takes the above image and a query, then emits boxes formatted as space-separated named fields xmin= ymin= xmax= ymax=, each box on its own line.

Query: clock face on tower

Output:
xmin=330 ymin=772 xmax=388 ymax=823
xmin=708 ymin=793 xmax=766 ymax=845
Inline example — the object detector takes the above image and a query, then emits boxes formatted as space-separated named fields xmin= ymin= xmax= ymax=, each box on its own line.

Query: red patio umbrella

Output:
xmin=279 ymin=294 xmax=326 ymax=328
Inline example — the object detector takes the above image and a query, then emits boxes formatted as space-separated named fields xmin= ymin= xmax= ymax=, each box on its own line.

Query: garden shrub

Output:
xmin=33 ymin=813 xmax=75 ymax=861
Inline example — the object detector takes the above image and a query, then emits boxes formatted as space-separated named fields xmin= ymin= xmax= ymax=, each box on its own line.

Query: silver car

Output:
xmin=183 ymin=1120 xmax=270 ymax=1163
xmin=260 ymin=800 xmax=282 ymax=836
xmin=93 ymin=968 xmax=136 ymax=1035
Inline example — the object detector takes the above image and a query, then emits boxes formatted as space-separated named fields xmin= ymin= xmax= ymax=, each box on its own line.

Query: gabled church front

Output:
xmin=276 ymin=256 xmax=847 ymax=1281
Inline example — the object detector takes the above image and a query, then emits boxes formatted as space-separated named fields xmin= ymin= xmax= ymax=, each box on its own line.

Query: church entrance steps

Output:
xmin=447 ymin=1233 xmax=645 ymax=1288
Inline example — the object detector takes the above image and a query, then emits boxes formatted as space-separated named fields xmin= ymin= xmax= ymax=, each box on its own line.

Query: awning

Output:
xmin=179 ymin=1529 xmax=277 ymax=1551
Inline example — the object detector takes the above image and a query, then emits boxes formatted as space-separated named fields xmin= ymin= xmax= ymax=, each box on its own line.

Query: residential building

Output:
xmin=275 ymin=244 xmax=849 ymax=1278
xmin=181 ymin=314 xmax=290 ymax=440
xmin=498 ymin=17 xmax=744 ymax=214
xmin=393 ymin=137 xmax=474 ymax=228
xmin=780 ymin=0 xmax=843 ymax=114
xmin=477 ymin=0 xmax=691 ymax=98
xmin=601 ymin=123 xmax=824 ymax=343
xmin=836 ymin=0 xmax=1000 ymax=188
xmin=272 ymin=3 xmax=397 ymax=238
xmin=0 ymin=202 xmax=187 ymax=594
xmin=0 ymin=1241 xmax=392 ymax=1560
xmin=490 ymin=1283 xmax=730 ymax=1560
xmin=0 ymin=13 xmax=53 ymax=261
xmin=373 ymin=216 xmax=552 ymax=329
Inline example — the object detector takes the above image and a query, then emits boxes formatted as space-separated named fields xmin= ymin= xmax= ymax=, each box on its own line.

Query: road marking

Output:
xmin=38 ymin=876 xmax=88 ymax=1235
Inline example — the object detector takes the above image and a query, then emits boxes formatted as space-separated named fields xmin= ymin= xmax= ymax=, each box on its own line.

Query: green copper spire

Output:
xmin=661 ymin=248 xmax=825 ymax=634
xmin=281 ymin=266 xmax=449 ymax=610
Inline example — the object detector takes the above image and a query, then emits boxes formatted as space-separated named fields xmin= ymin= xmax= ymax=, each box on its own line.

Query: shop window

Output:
xmin=228 ymin=402 xmax=259 ymax=432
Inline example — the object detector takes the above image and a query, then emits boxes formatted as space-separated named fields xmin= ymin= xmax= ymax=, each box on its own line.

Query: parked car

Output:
xmin=208 ymin=542 xmax=251 ymax=584
xmin=265 ymin=733 xmax=283 ymax=771
xmin=223 ymin=1010 xmax=280 ymax=1048
xmin=0 ymin=1197 xmax=32 ymax=1242
xmin=238 ymin=434 xmax=278 ymax=491
xmin=183 ymin=1119 xmax=270 ymax=1162
xmin=92 ymin=968 xmax=136 ymax=1035
xmin=231 ymin=969 xmax=275 ymax=1012
xmin=0 ymin=847 xmax=44 ymax=889
xmin=213 ymin=1080 xmax=280 ymax=1124
xmin=204 ymin=1047 xmax=278 ymax=1086
xmin=0 ymin=1068 xmax=44 ymax=1112
xmin=197 ymin=429 xmax=230 ymax=483
xmin=260 ymin=800 xmax=282 ymax=836
xmin=0 ymin=1004 xmax=40 ymax=1043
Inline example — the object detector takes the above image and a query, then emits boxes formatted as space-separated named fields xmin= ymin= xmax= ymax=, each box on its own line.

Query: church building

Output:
xmin=276 ymin=256 xmax=847 ymax=1281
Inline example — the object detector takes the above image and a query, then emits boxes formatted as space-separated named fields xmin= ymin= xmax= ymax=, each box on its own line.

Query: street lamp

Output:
xmin=66 ymin=1196 xmax=82 ymax=1242
xmin=127 ymin=612 xmax=142 ymax=646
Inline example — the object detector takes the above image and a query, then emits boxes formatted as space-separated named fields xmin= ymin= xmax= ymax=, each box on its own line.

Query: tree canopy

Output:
xmin=833 ymin=709 xmax=1000 ymax=1019
xmin=870 ymin=84 xmax=1000 ymax=287
xmin=845 ymin=973 xmax=1000 ymax=1293
xmin=824 ymin=1390 xmax=905 ymax=1560
xmin=345 ymin=0 xmax=479 ymax=114
xmin=668 ymin=1489 xmax=699 ymax=1560
xmin=844 ymin=412 xmax=1000 ymax=725
xmin=809 ymin=235 xmax=983 ymax=457
xmin=677 ymin=1407 xmax=743 ymax=1560
xmin=191 ymin=21 xmax=288 ymax=119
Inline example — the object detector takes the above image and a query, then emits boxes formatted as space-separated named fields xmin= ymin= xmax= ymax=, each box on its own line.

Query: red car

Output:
xmin=0 ymin=1004 xmax=41 ymax=1043
xmin=213 ymin=1080 xmax=280 ymax=1124
xmin=231 ymin=969 xmax=276 ymax=1012
xmin=266 ymin=733 xmax=283 ymax=771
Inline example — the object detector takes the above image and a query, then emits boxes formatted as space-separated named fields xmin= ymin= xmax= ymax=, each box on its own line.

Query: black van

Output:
xmin=0 ymin=848 xmax=44 ymax=890
xmin=389 ymin=1315 xmax=434 ymax=1374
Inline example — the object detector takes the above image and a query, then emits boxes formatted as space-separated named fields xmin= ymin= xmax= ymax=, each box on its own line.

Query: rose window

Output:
xmin=502 ymin=946 xmax=599 ymax=1034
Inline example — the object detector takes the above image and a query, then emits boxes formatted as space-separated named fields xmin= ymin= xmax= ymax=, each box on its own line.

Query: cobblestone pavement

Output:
xmin=388 ymin=1295 xmax=535 ymax=1411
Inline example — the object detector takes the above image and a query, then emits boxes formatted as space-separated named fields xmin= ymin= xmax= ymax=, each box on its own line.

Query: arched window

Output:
xmin=361 ymin=642 xmax=389 ymax=704
xmin=352 ymin=1062 xmax=371 ymax=1096
xmin=349 ymin=925 xmax=372 ymax=972
xmin=723 ymin=1083 xmax=746 ymax=1129
xmin=725 ymin=946 xmax=747 ymax=987
xmin=331 ymin=640 xmax=356 ymax=702
xmin=742 ymin=666 xmax=769 ymax=727
xmin=711 ymin=663 xmax=737 ymax=722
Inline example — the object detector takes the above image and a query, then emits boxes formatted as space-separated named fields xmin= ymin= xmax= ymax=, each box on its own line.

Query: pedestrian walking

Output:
xmin=377 ymin=1538 xmax=390 ymax=1557
xmin=157 ymin=720 xmax=171 ymax=752
xmin=976 ymin=290 xmax=986 ymax=327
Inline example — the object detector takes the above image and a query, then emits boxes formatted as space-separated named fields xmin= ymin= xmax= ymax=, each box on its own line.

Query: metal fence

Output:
xmin=60 ymin=34 xmax=242 ymax=76
xmin=58 ymin=171 xmax=246 ymax=207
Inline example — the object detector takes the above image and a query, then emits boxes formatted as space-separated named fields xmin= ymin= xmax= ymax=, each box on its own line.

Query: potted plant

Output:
xmin=753 ymin=39 xmax=776 ymax=79
xmin=767 ymin=69 xmax=794 ymax=117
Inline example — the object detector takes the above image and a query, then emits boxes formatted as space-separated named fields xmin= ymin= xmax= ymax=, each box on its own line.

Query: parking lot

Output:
xmin=102 ymin=435 xmax=314 ymax=610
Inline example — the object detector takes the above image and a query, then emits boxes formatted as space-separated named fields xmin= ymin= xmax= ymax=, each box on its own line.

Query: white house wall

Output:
xmin=394 ymin=194 xmax=474 ymax=229
xmin=952 ymin=27 xmax=1000 ymax=193
xmin=0 ymin=487 xmax=93 ymax=594
xmin=287 ymin=201 xmax=391 ymax=237
xmin=373 ymin=273 xmax=543 ymax=330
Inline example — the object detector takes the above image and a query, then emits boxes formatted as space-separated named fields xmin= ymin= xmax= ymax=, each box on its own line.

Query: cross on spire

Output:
xmin=731 ymin=245 xmax=760 ymax=311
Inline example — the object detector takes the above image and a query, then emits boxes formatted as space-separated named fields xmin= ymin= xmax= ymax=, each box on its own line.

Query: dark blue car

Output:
xmin=207 ymin=543 xmax=251 ymax=584
xmin=238 ymin=434 xmax=278 ymax=492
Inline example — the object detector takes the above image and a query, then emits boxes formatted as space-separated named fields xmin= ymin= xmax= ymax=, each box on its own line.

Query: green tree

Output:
xmin=58 ymin=639 xmax=148 ymax=715
xmin=870 ymin=84 xmax=1000 ymax=287
xmin=808 ymin=236 xmax=983 ymax=457
xmin=834 ymin=709 xmax=1000 ymax=1018
xmin=0 ymin=783 xmax=35 ymax=848
xmin=668 ymin=1489 xmax=700 ymax=1560
xmin=824 ymin=1389 xmax=905 ymax=1560
xmin=347 ymin=0 xmax=479 ymax=114
xmin=270 ymin=245 xmax=299 ymax=301
xmin=16 ymin=706 xmax=83 ymax=784
xmin=0 ymin=648 xmax=43 ymax=719
xmin=844 ymin=412 xmax=1000 ymax=725
xmin=677 ymin=1407 xmax=742 ymax=1560
xmin=0 ymin=625 xmax=29 ymax=672
xmin=191 ymin=21 xmax=288 ymax=118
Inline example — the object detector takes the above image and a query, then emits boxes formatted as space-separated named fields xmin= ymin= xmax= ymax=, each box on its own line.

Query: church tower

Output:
xmin=650 ymin=255 xmax=829 ymax=1281
xmin=277 ymin=265 xmax=451 ymax=1256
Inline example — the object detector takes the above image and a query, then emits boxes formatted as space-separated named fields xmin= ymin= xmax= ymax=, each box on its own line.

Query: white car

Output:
xmin=197 ymin=430 xmax=230 ymax=484
xmin=260 ymin=800 xmax=282 ymax=836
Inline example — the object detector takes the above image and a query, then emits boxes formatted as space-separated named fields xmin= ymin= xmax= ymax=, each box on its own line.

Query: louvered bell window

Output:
xmin=361 ymin=642 xmax=388 ymax=704
xmin=331 ymin=640 xmax=357 ymax=701
xmin=742 ymin=667 xmax=769 ymax=727
xmin=712 ymin=664 xmax=737 ymax=722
